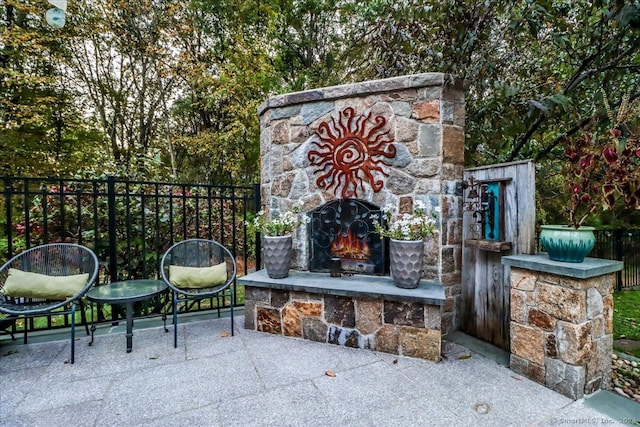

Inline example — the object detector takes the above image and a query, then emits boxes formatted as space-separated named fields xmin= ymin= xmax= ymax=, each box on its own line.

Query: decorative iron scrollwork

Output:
xmin=482 ymin=182 xmax=499 ymax=240
xmin=463 ymin=176 xmax=483 ymax=239
xmin=307 ymin=199 xmax=385 ymax=274
xmin=463 ymin=176 xmax=500 ymax=240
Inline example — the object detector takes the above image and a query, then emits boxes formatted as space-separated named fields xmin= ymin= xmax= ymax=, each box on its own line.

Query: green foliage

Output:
xmin=271 ymin=0 xmax=349 ymax=90
xmin=156 ymin=1 xmax=278 ymax=185
xmin=0 ymin=0 xmax=104 ymax=177
xmin=0 ymin=234 xmax=26 ymax=261
xmin=343 ymin=1 xmax=640 ymax=227
xmin=3 ymin=0 xmax=640 ymax=229
xmin=169 ymin=39 xmax=272 ymax=184
xmin=336 ymin=1 xmax=640 ymax=168
xmin=68 ymin=0 xmax=181 ymax=178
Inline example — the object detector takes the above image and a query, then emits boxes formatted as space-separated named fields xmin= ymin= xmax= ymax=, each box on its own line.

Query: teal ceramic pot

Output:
xmin=539 ymin=225 xmax=596 ymax=263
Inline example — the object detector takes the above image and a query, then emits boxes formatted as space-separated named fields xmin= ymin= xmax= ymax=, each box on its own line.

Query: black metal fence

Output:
xmin=590 ymin=229 xmax=640 ymax=291
xmin=1 ymin=176 xmax=260 ymax=335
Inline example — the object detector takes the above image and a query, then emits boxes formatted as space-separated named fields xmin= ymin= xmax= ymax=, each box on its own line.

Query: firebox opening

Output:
xmin=308 ymin=199 xmax=387 ymax=275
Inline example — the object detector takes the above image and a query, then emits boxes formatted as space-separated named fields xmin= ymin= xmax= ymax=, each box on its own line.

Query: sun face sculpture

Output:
xmin=308 ymin=107 xmax=396 ymax=198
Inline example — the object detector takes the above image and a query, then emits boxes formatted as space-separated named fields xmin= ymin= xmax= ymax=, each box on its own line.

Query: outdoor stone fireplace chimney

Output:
xmin=258 ymin=73 xmax=465 ymax=333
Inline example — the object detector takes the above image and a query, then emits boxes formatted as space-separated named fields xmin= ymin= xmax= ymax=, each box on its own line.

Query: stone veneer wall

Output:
xmin=508 ymin=266 xmax=615 ymax=399
xmin=258 ymin=73 xmax=465 ymax=334
xmin=244 ymin=286 xmax=442 ymax=361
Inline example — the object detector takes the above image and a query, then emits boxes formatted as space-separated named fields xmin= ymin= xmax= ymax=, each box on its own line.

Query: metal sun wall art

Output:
xmin=308 ymin=107 xmax=396 ymax=198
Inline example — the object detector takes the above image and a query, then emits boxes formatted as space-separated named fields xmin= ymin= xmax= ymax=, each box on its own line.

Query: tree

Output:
xmin=67 ymin=0 xmax=179 ymax=178
xmin=0 ymin=0 xmax=102 ymax=177
xmin=340 ymin=1 xmax=640 ymax=165
xmin=270 ymin=0 xmax=351 ymax=90
xmin=166 ymin=0 xmax=278 ymax=185
xmin=3 ymin=0 xmax=639 ymax=228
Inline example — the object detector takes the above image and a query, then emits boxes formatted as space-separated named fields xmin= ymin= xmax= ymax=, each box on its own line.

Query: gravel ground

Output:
xmin=612 ymin=352 xmax=640 ymax=402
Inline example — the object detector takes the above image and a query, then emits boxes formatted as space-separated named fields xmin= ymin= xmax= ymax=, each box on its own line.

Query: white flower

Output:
xmin=372 ymin=202 xmax=438 ymax=241
xmin=248 ymin=205 xmax=306 ymax=237
xmin=382 ymin=204 xmax=396 ymax=214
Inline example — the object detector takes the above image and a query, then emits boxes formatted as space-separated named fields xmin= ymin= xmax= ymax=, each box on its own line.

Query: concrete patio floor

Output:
xmin=0 ymin=314 xmax=637 ymax=426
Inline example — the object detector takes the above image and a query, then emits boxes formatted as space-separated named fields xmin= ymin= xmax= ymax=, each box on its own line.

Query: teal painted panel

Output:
xmin=483 ymin=182 xmax=500 ymax=241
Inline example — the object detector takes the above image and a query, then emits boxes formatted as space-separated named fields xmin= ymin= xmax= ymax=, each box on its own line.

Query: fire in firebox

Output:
xmin=330 ymin=231 xmax=371 ymax=260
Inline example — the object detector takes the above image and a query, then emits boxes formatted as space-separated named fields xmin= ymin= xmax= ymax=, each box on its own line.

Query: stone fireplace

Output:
xmin=240 ymin=73 xmax=465 ymax=361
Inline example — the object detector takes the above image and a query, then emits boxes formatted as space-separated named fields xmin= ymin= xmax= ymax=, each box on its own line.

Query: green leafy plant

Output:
xmin=247 ymin=205 xmax=308 ymax=237
xmin=373 ymin=200 xmax=438 ymax=241
xmin=564 ymin=93 xmax=640 ymax=228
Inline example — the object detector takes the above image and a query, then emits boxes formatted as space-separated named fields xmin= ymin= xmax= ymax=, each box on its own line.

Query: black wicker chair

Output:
xmin=160 ymin=239 xmax=236 ymax=347
xmin=0 ymin=314 xmax=17 ymax=340
xmin=0 ymin=243 xmax=99 ymax=363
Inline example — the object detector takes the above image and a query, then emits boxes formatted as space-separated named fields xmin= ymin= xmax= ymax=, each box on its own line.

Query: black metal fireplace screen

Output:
xmin=308 ymin=199 xmax=385 ymax=275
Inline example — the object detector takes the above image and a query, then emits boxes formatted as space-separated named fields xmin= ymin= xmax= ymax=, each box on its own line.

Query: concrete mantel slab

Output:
xmin=239 ymin=269 xmax=445 ymax=306
xmin=501 ymin=253 xmax=623 ymax=279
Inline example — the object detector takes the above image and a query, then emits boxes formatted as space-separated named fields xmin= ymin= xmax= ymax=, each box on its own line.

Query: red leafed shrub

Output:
xmin=564 ymin=93 xmax=640 ymax=228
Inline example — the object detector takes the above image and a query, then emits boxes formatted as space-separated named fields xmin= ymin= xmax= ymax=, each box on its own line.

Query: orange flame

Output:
xmin=331 ymin=232 xmax=371 ymax=260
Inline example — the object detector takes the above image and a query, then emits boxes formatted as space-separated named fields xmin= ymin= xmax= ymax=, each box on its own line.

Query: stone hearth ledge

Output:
xmin=238 ymin=269 xmax=445 ymax=306
xmin=240 ymin=270 xmax=445 ymax=361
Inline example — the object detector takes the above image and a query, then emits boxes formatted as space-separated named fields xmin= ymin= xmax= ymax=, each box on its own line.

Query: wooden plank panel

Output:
xmin=461 ymin=160 xmax=535 ymax=351
xmin=460 ymin=217 xmax=476 ymax=335
xmin=473 ymin=248 xmax=489 ymax=340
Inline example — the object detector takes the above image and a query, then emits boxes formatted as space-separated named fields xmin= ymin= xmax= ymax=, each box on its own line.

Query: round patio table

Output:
xmin=87 ymin=280 xmax=168 ymax=353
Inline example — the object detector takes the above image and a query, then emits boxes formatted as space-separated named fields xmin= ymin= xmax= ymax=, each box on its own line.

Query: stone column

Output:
xmin=501 ymin=254 xmax=623 ymax=400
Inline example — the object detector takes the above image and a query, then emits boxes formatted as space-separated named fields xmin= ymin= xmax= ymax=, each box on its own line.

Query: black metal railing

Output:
xmin=1 ymin=176 xmax=260 ymax=334
xmin=591 ymin=229 xmax=640 ymax=291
